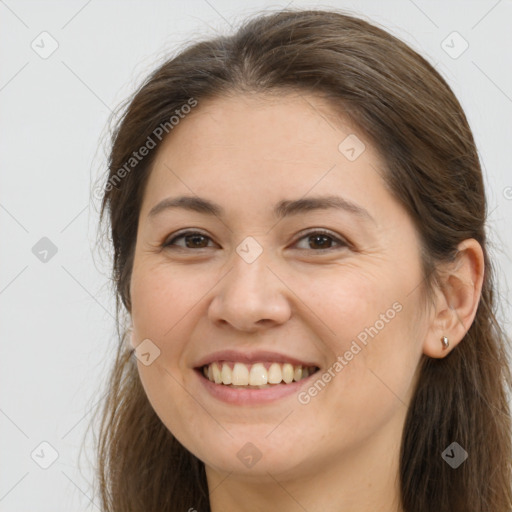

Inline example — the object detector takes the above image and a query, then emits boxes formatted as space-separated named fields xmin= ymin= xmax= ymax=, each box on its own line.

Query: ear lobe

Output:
xmin=422 ymin=238 xmax=484 ymax=358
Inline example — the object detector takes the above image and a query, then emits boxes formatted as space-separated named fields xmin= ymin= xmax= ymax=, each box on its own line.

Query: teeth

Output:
xmin=202 ymin=361 xmax=318 ymax=386
xmin=221 ymin=363 xmax=232 ymax=385
xmin=249 ymin=363 xmax=267 ymax=386
xmin=212 ymin=362 xmax=222 ymax=384
xmin=268 ymin=363 xmax=282 ymax=384
xmin=282 ymin=363 xmax=294 ymax=383
xmin=232 ymin=362 xmax=249 ymax=385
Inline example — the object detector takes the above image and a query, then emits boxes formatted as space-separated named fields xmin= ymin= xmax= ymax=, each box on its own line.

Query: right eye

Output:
xmin=162 ymin=230 xmax=216 ymax=250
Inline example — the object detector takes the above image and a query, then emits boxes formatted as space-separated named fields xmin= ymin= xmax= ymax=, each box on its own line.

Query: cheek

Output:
xmin=298 ymin=263 xmax=423 ymax=416
xmin=129 ymin=262 xmax=204 ymax=446
xmin=296 ymin=262 xmax=399 ymax=344
xmin=130 ymin=251 xmax=424 ymax=443
xmin=130 ymin=260 xmax=201 ymax=341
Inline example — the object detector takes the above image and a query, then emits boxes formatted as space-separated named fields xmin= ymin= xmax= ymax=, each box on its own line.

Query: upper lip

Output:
xmin=194 ymin=349 xmax=321 ymax=369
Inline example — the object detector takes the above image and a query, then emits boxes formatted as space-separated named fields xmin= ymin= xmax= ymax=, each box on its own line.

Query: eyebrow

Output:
xmin=148 ymin=194 xmax=374 ymax=223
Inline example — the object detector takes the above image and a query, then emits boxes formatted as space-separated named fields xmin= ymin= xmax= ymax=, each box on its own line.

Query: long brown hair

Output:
xmin=88 ymin=8 xmax=512 ymax=511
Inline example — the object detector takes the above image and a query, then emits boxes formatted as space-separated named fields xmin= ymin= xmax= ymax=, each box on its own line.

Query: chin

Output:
xmin=190 ymin=433 xmax=312 ymax=480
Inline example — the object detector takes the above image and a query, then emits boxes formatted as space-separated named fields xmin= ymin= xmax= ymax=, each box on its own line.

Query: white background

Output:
xmin=1 ymin=0 xmax=511 ymax=510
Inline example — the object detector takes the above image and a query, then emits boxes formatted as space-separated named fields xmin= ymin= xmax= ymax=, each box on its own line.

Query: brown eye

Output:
xmin=294 ymin=230 xmax=348 ymax=251
xmin=163 ymin=231 xmax=214 ymax=249
xmin=162 ymin=229 xmax=348 ymax=252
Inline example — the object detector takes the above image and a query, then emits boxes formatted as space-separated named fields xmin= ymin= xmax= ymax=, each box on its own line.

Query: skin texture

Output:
xmin=129 ymin=92 xmax=484 ymax=512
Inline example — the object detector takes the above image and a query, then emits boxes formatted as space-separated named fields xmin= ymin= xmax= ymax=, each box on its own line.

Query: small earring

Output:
xmin=441 ymin=336 xmax=449 ymax=350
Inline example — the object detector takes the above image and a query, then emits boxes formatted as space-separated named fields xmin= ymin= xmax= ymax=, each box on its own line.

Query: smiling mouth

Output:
xmin=196 ymin=361 xmax=321 ymax=389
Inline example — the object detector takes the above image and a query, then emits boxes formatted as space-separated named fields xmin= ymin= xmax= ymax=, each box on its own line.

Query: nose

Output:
xmin=207 ymin=250 xmax=292 ymax=332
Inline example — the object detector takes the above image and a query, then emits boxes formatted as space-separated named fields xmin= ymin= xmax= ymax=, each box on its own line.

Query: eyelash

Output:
xmin=162 ymin=229 xmax=349 ymax=252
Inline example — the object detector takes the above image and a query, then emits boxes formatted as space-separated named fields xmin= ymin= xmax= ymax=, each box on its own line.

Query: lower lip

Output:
xmin=194 ymin=368 xmax=320 ymax=405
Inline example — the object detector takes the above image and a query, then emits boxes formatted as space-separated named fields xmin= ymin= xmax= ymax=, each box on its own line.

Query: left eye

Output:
xmin=294 ymin=230 xmax=348 ymax=251
xmin=163 ymin=230 xmax=348 ymax=251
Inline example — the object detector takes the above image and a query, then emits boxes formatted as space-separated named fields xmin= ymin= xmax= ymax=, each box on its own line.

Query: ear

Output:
xmin=422 ymin=238 xmax=485 ymax=358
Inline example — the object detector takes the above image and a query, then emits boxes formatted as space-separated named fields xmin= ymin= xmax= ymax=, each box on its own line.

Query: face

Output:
xmin=129 ymin=92 xmax=429 ymax=482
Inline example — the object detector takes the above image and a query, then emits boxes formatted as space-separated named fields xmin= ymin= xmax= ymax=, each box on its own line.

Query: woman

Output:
xmin=90 ymin=7 xmax=512 ymax=512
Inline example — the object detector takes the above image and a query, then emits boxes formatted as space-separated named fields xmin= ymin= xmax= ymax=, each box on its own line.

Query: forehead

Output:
xmin=140 ymin=92 xmax=389 ymax=220
xmin=155 ymin=91 xmax=368 ymax=160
